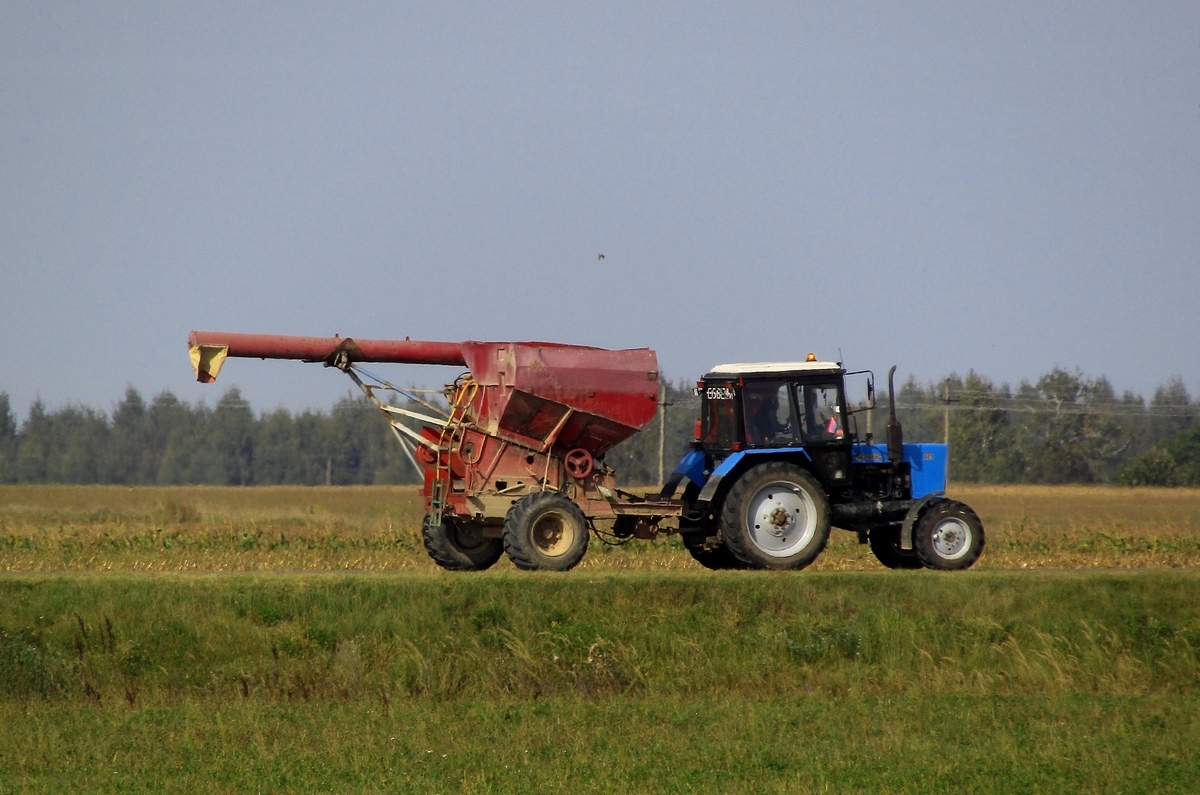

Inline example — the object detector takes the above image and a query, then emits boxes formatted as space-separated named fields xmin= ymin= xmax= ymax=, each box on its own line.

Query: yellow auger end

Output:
xmin=189 ymin=344 xmax=229 ymax=383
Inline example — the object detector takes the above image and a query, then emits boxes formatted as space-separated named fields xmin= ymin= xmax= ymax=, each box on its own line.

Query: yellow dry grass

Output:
xmin=947 ymin=484 xmax=1200 ymax=570
xmin=2 ymin=483 xmax=1199 ymax=572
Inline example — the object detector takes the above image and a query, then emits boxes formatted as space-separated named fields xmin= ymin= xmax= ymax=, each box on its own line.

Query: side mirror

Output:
xmin=845 ymin=371 xmax=876 ymax=413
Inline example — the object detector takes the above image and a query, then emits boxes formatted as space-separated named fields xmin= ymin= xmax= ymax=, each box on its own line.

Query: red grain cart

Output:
xmin=188 ymin=331 xmax=680 ymax=571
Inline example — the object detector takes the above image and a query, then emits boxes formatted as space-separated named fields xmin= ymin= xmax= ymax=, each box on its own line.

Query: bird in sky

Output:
xmin=597 ymin=253 xmax=605 ymax=260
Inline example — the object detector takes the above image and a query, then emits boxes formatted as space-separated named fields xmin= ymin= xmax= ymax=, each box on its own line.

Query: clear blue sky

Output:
xmin=2 ymin=3 xmax=1197 ymax=420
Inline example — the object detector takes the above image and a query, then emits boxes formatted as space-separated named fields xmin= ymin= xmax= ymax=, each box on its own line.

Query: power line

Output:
xmin=895 ymin=402 xmax=1196 ymax=418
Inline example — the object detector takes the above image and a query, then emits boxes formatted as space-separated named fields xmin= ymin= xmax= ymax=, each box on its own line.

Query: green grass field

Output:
xmin=3 ymin=485 xmax=1200 ymax=792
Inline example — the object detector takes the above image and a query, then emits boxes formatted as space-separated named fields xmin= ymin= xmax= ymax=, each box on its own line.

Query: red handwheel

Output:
xmin=564 ymin=448 xmax=595 ymax=479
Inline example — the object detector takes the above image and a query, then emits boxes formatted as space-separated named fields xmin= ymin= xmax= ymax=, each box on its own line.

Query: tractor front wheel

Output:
xmin=503 ymin=492 xmax=590 ymax=571
xmin=914 ymin=500 xmax=985 ymax=571
xmin=720 ymin=462 xmax=830 ymax=570
xmin=423 ymin=517 xmax=504 ymax=571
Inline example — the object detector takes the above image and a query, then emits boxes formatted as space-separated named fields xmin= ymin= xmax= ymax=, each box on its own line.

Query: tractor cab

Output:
xmin=695 ymin=358 xmax=857 ymax=488
xmin=698 ymin=359 xmax=850 ymax=451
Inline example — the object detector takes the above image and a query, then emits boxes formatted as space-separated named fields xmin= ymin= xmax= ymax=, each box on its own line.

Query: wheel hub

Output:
xmin=532 ymin=513 xmax=574 ymax=557
xmin=932 ymin=518 xmax=971 ymax=560
xmin=745 ymin=482 xmax=817 ymax=558
xmin=764 ymin=506 xmax=793 ymax=536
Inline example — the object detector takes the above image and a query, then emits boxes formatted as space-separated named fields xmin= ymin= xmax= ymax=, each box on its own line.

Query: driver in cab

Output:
xmin=744 ymin=386 xmax=791 ymax=445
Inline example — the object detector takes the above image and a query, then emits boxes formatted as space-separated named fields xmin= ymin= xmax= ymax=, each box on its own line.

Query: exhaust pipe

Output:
xmin=886 ymin=365 xmax=904 ymax=462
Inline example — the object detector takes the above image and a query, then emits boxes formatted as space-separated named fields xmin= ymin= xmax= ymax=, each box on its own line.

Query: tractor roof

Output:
xmin=706 ymin=361 xmax=843 ymax=377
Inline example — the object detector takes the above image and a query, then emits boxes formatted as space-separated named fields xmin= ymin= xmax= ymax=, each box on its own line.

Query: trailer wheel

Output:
xmin=503 ymin=492 xmax=590 ymax=571
xmin=914 ymin=500 xmax=985 ymax=571
xmin=868 ymin=524 xmax=923 ymax=570
xmin=422 ymin=517 xmax=504 ymax=571
xmin=720 ymin=462 xmax=830 ymax=570
xmin=682 ymin=534 xmax=748 ymax=570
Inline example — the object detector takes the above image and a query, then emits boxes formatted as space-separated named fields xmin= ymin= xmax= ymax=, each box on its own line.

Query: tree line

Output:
xmin=0 ymin=388 xmax=417 ymax=486
xmin=888 ymin=368 xmax=1199 ymax=486
xmin=0 ymin=366 xmax=1197 ymax=487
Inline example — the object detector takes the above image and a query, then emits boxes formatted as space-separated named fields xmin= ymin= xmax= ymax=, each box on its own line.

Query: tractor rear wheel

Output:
xmin=422 ymin=517 xmax=504 ymax=571
xmin=868 ymin=524 xmax=923 ymax=570
xmin=914 ymin=500 xmax=985 ymax=571
xmin=720 ymin=462 xmax=830 ymax=570
xmin=503 ymin=492 xmax=590 ymax=571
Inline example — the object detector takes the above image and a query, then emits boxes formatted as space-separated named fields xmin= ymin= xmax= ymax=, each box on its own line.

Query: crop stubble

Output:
xmin=2 ymin=484 xmax=1199 ymax=572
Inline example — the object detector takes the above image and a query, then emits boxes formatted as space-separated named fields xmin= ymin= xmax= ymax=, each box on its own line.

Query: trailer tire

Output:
xmin=720 ymin=462 xmax=830 ymax=570
xmin=682 ymin=534 xmax=748 ymax=570
xmin=868 ymin=524 xmax=923 ymax=570
xmin=503 ymin=492 xmax=590 ymax=572
xmin=422 ymin=517 xmax=504 ymax=571
xmin=914 ymin=500 xmax=985 ymax=571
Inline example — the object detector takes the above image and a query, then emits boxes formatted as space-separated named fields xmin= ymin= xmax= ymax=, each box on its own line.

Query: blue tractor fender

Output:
xmin=695 ymin=448 xmax=813 ymax=504
xmin=659 ymin=448 xmax=709 ymax=499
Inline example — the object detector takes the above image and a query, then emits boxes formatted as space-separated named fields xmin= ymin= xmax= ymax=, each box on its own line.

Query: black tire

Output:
xmin=720 ymin=462 xmax=830 ymax=570
xmin=503 ymin=492 xmax=590 ymax=572
xmin=423 ymin=516 xmax=504 ymax=571
xmin=914 ymin=500 xmax=985 ymax=571
xmin=868 ymin=524 xmax=923 ymax=570
xmin=682 ymin=534 xmax=748 ymax=570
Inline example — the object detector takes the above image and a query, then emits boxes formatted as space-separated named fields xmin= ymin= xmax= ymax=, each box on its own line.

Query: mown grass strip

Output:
xmin=3 ymin=571 xmax=1199 ymax=792
xmin=3 ymin=571 xmax=1199 ymax=705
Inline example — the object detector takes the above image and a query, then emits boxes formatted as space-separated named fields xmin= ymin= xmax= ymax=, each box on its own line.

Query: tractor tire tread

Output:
xmin=422 ymin=517 xmax=504 ymax=572
xmin=913 ymin=499 xmax=985 ymax=571
xmin=503 ymin=491 xmax=590 ymax=572
xmin=868 ymin=523 xmax=924 ymax=570
xmin=682 ymin=534 xmax=748 ymax=570
xmin=720 ymin=461 xmax=830 ymax=571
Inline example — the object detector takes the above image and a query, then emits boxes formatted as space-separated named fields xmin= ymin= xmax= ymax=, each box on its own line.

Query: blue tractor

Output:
xmin=662 ymin=356 xmax=985 ymax=571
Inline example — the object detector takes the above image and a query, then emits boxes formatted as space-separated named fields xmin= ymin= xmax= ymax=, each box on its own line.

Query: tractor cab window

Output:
xmin=797 ymin=382 xmax=844 ymax=443
xmin=742 ymin=381 xmax=797 ymax=446
xmin=700 ymin=381 xmax=739 ymax=449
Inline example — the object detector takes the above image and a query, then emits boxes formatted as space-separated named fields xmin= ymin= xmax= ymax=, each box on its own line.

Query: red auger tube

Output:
xmin=187 ymin=331 xmax=467 ymax=366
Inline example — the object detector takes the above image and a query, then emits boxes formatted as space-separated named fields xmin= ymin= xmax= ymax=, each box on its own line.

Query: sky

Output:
xmin=2 ymin=2 xmax=1197 ymax=421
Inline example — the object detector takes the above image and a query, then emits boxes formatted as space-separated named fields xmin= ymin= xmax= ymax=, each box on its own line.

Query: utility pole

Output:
xmin=942 ymin=379 xmax=959 ymax=483
xmin=657 ymin=382 xmax=667 ymax=486
xmin=944 ymin=379 xmax=951 ymax=445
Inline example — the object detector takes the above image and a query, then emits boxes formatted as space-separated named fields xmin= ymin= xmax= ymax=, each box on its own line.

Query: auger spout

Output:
xmin=187 ymin=330 xmax=467 ymax=383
